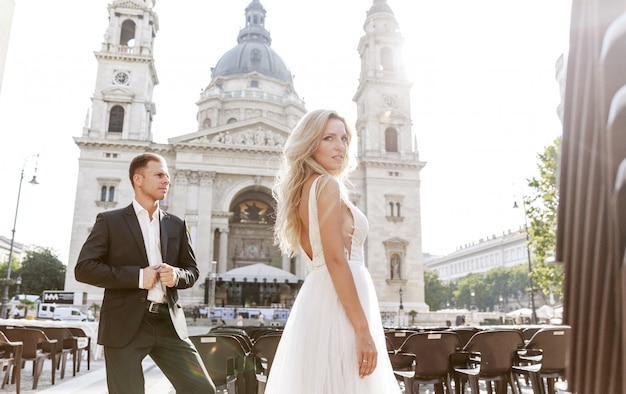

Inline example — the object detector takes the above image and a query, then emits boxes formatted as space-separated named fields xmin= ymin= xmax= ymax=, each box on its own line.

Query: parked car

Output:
xmin=52 ymin=307 xmax=87 ymax=321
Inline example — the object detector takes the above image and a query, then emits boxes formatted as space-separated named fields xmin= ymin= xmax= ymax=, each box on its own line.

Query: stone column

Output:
xmin=194 ymin=171 xmax=215 ymax=298
xmin=219 ymin=228 xmax=229 ymax=273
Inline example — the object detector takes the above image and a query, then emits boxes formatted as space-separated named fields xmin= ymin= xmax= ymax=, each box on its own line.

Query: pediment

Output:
xmin=172 ymin=118 xmax=289 ymax=148
xmin=101 ymin=86 xmax=134 ymax=102
xmin=111 ymin=0 xmax=148 ymax=10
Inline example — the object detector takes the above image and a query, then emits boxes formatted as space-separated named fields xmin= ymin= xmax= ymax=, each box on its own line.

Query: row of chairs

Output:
xmin=190 ymin=326 xmax=283 ymax=394
xmin=0 ymin=325 xmax=91 ymax=393
xmin=385 ymin=326 xmax=570 ymax=394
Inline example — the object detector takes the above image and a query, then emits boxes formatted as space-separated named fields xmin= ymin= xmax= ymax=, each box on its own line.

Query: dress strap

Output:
xmin=307 ymin=176 xmax=326 ymax=266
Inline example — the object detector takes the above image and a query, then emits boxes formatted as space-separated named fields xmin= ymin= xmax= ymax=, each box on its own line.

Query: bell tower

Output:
xmin=352 ymin=0 xmax=428 ymax=317
xmin=82 ymin=0 xmax=159 ymax=141
xmin=66 ymin=0 xmax=161 ymax=296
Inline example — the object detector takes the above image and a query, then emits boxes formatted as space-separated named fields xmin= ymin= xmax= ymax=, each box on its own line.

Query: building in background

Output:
xmin=0 ymin=235 xmax=27 ymax=265
xmin=424 ymin=229 xmax=528 ymax=282
xmin=63 ymin=0 xmax=428 ymax=314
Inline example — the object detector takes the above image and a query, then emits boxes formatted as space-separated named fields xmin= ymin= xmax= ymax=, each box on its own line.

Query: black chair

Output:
xmin=1 ymin=327 xmax=57 ymax=389
xmin=68 ymin=327 xmax=91 ymax=372
xmin=35 ymin=327 xmax=78 ymax=379
xmin=191 ymin=333 xmax=249 ymax=394
xmin=251 ymin=332 xmax=282 ymax=394
xmin=453 ymin=329 xmax=525 ymax=394
xmin=0 ymin=330 xmax=22 ymax=394
xmin=513 ymin=326 xmax=571 ymax=394
xmin=393 ymin=331 xmax=462 ymax=394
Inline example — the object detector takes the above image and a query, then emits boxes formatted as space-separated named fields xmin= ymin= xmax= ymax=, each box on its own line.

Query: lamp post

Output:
xmin=208 ymin=261 xmax=217 ymax=316
xmin=513 ymin=197 xmax=537 ymax=324
xmin=15 ymin=276 xmax=22 ymax=296
xmin=397 ymin=287 xmax=405 ymax=327
xmin=1 ymin=154 xmax=39 ymax=320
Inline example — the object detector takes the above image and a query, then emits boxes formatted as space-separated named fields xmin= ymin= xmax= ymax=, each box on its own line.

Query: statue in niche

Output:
xmin=390 ymin=254 xmax=401 ymax=280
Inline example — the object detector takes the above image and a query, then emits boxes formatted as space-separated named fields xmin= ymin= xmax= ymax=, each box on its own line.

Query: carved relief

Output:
xmin=196 ymin=126 xmax=285 ymax=147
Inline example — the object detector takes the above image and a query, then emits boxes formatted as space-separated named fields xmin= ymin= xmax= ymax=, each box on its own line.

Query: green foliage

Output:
xmin=15 ymin=247 xmax=66 ymax=296
xmin=424 ymin=264 xmax=534 ymax=312
xmin=526 ymin=136 xmax=563 ymax=298
xmin=424 ymin=270 xmax=448 ymax=310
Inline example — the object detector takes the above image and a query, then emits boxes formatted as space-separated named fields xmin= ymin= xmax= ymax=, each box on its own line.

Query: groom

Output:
xmin=75 ymin=152 xmax=215 ymax=393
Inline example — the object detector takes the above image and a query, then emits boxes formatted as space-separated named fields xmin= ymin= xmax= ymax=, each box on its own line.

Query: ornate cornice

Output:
xmin=358 ymin=157 xmax=425 ymax=170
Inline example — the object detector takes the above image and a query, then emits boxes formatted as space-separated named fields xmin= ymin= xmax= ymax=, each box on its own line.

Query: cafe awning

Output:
xmin=218 ymin=263 xmax=302 ymax=284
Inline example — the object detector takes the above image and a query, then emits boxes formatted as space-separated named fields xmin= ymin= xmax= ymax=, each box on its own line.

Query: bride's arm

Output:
xmin=315 ymin=177 xmax=377 ymax=377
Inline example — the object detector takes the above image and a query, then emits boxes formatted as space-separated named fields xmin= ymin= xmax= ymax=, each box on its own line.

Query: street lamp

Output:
xmin=15 ymin=276 xmax=22 ymax=296
xmin=208 ymin=261 xmax=217 ymax=316
xmin=1 ymin=154 xmax=39 ymax=320
xmin=513 ymin=197 xmax=537 ymax=324
xmin=398 ymin=287 xmax=405 ymax=327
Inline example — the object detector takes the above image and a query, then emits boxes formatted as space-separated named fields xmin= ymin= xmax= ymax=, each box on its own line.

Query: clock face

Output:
xmin=384 ymin=95 xmax=396 ymax=108
xmin=113 ymin=71 xmax=130 ymax=85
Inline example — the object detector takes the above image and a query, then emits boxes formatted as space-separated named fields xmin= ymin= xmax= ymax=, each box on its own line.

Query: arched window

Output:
xmin=203 ymin=118 xmax=212 ymax=129
xmin=100 ymin=186 xmax=107 ymax=202
xmin=108 ymin=186 xmax=115 ymax=202
xmin=120 ymin=20 xmax=136 ymax=46
xmin=108 ymin=105 xmax=124 ymax=133
xmin=380 ymin=47 xmax=394 ymax=71
xmin=396 ymin=202 xmax=401 ymax=217
xmin=385 ymin=127 xmax=398 ymax=152
xmin=389 ymin=202 xmax=395 ymax=216
xmin=227 ymin=117 xmax=237 ymax=124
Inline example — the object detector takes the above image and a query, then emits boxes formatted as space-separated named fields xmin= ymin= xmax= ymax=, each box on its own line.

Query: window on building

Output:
xmin=227 ymin=118 xmax=237 ymax=124
xmin=97 ymin=177 xmax=120 ymax=207
xmin=250 ymin=80 xmax=259 ymax=88
xmin=108 ymin=105 xmax=124 ymax=133
xmin=380 ymin=47 xmax=394 ymax=71
xmin=385 ymin=194 xmax=404 ymax=222
xmin=385 ymin=127 xmax=398 ymax=152
xmin=120 ymin=20 xmax=136 ymax=46
xmin=100 ymin=185 xmax=115 ymax=203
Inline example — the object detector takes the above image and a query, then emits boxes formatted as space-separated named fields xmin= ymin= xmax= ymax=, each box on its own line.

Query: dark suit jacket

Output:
xmin=75 ymin=204 xmax=198 ymax=347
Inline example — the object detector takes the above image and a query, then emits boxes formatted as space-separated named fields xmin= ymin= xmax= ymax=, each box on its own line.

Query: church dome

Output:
xmin=211 ymin=0 xmax=293 ymax=84
xmin=367 ymin=0 xmax=395 ymax=16
xmin=212 ymin=41 xmax=293 ymax=83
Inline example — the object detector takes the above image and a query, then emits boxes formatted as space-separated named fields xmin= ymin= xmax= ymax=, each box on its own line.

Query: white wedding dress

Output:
xmin=265 ymin=177 xmax=401 ymax=394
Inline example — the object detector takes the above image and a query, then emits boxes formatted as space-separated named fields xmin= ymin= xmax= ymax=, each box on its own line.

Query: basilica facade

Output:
xmin=64 ymin=0 xmax=428 ymax=314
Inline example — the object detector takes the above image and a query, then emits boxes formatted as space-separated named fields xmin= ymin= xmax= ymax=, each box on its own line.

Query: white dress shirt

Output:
xmin=133 ymin=200 xmax=166 ymax=304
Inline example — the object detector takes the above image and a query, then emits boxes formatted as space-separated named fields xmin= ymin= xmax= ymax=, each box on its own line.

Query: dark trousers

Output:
xmin=104 ymin=310 xmax=216 ymax=394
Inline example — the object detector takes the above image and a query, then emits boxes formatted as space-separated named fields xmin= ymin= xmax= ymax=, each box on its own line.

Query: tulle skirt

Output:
xmin=265 ymin=261 xmax=401 ymax=394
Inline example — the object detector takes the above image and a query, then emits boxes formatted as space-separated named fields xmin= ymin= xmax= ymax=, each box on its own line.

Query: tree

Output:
xmin=526 ymin=136 xmax=564 ymax=300
xmin=15 ymin=247 xmax=66 ymax=296
xmin=424 ymin=270 xmax=448 ymax=310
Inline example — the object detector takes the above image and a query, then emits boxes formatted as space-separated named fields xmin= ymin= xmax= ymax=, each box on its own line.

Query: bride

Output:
xmin=267 ymin=109 xmax=400 ymax=393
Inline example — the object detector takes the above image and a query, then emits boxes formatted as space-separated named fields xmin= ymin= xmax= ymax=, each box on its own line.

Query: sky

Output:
xmin=0 ymin=0 xmax=572 ymax=264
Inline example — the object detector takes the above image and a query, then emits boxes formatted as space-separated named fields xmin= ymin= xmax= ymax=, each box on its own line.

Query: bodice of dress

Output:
xmin=303 ymin=176 xmax=369 ymax=272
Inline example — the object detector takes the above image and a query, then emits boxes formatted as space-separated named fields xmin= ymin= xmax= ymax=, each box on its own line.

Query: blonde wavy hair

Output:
xmin=273 ymin=109 xmax=357 ymax=257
